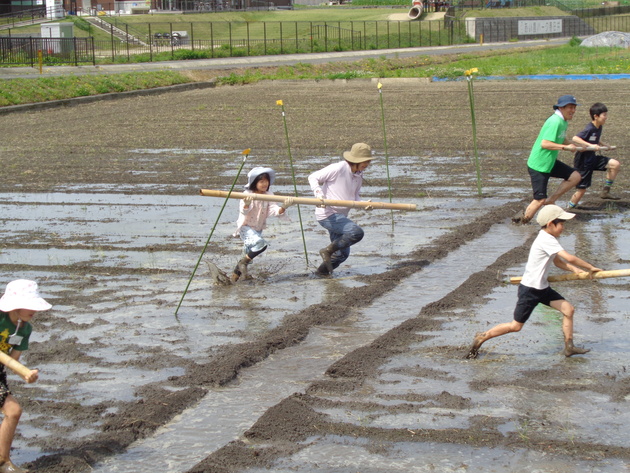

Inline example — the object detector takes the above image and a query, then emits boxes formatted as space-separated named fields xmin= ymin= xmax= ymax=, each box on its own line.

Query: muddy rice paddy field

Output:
xmin=1 ymin=78 xmax=630 ymax=472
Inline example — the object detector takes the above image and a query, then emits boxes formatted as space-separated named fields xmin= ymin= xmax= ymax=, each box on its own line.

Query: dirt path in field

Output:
xmin=1 ymin=78 xmax=629 ymax=472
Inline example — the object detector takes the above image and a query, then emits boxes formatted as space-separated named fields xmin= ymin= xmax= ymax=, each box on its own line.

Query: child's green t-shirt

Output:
xmin=0 ymin=311 xmax=32 ymax=354
xmin=527 ymin=113 xmax=568 ymax=174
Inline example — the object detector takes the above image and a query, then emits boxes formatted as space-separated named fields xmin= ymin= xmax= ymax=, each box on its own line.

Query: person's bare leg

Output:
xmin=0 ymin=396 xmax=21 ymax=466
xmin=568 ymin=188 xmax=586 ymax=208
xmin=466 ymin=320 xmax=524 ymax=359
xmin=521 ymin=199 xmax=545 ymax=224
xmin=550 ymin=299 xmax=590 ymax=357
xmin=607 ymin=158 xmax=620 ymax=181
xmin=545 ymin=171 xmax=581 ymax=205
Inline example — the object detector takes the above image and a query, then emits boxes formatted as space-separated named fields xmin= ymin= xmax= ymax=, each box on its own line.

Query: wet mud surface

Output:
xmin=1 ymin=79 xmax=630 ymax=472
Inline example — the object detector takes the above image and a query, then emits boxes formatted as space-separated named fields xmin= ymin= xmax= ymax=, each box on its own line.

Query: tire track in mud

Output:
xmin=186 ymin=214 xmax=538 ymax=473
xmin=28 ymin=199 xmax=525 ymax=472
xmin=188 ymin=216 xmax=630 ymax=472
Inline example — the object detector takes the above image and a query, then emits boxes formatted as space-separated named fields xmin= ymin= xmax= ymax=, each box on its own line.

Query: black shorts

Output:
xmin=528 ymin=160 xmax=576 ymax=200
xmin=575 ymin=155 xmax=611 ymax=189
xmin=513 ymin=284 xmax=564 ymax=324
xmin=0 ymin=370 xmax=9 ymax=408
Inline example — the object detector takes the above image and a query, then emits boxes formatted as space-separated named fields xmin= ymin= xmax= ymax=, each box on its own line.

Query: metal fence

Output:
xmin=0 ymin=37 xmax=95 ymax=66
xmin=1 ymin=14 xmax=630 ymax=66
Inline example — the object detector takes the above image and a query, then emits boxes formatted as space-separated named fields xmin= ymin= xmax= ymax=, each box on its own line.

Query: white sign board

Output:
xmin=518 ymin=19 xmax=563 ymax=36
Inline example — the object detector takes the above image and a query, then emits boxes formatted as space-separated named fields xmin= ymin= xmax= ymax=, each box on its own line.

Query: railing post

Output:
xmin=363 ymin=21 xmax=366 ymax=49
xmin=191 ymin=22 xmax=194 ymax=51
xmin=263 ymin=22 xmax=266 ymax=55
xmin=210 ymin=22 xmax=214 ymax=58
xmin=229 ymin=21 xmax=232 ymax=56
xmin=91 ymin=37 xmax=96 ymax=66
xmin=310 ymin=21 xmax=313 ymax=52
xmin=126 ymin=24 xmax=130 ymax=60
xmin=110 ymin=23 xmax=115 ymax=61
xmin=351 ymin=20 xmax=354 ymax=50
xmin=338 ymin=21 xmax=341 ymax=50
xmin=247 ymin=22 xmax=250 ymax=56
xmin=149 ymin=23 xmax=153 ymax=62
xmin=280 ymin=21 xmax=283 ymax=54
xmin=295 ymin=21 xmax=298 ymax=52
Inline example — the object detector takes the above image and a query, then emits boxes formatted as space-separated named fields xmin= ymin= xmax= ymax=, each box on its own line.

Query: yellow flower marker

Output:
xmin=465 ymin=68 xmax=482 ymax=196
xmin=377 ymin=80 xmax=394 ymax=228
xmin=276 ymin=99 xmax=309 ymax=267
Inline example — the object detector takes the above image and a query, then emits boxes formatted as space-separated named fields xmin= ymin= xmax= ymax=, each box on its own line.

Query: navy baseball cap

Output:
xmin=553 ymin=94 xmax=579 ymax=109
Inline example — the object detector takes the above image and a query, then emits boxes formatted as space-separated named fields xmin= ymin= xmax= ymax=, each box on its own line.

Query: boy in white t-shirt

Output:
xmin=466 ymin=205 xmax=602 ymax=359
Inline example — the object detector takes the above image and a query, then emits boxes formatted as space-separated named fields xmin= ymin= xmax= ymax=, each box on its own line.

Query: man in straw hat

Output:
xmin=308 ymin=143 xmax=376 ymax=276
xmin=0 ymin=279 xmax=51 ymax=473
xmin=467 ymin=205 xmax=601 ymax=359
xmin=514 ymin=95 xmax=582 ymax=224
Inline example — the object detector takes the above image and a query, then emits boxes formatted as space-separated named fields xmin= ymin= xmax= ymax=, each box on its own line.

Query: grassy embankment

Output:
xmin=1 ymin=8 xmax=629 ymax=107
xmin=1 ymin=41 xmax=629 ymax=106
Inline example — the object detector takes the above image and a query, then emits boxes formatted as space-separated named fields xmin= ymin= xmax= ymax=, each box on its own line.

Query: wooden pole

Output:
xmin=0 ymin=351 xmax=33 ymax=381
xmin=509 ymin=268 xmax=630 ymax=285
xmin=199 ymin=189 xmax=417 ymax=211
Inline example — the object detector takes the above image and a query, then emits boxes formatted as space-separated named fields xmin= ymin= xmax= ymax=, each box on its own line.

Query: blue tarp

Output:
xmin=433 ymin=74 xmax=630 ymax=81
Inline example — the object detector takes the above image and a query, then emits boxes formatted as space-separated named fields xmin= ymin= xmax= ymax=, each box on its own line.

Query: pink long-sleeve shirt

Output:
xmin=234 ymin=191 xmax=286 ymax=233
xmin=308 ymin=160 xmax=363 ymax=221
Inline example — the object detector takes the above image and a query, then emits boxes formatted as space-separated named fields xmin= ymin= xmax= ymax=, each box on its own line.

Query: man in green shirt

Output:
xmin=514 ymin=95 xmax=582 ymax=224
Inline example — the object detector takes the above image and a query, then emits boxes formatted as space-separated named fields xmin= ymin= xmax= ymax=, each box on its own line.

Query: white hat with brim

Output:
xmin=536 ymin=205 xmax=575 ymax=226
xmin=245 ymin=167 xmax=276 ymax=190
xmin=0 ymin=279 xmax=52 ymax=312
xmin=343 ymin=143 xmax=375 ymax=164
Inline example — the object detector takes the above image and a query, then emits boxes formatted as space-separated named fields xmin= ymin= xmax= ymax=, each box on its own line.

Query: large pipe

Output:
xmin=199 ymin=189 xmax=417 ymax=211
xmin=408 ymin=0 xmax=424 ymax=20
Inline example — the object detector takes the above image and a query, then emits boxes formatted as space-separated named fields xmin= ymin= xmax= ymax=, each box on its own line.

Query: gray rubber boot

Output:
xmin=231 ymin=257 xmax=251 ymax=282
xmin=600 ymin=185 xmax=620 ymax=200
xmin=319 ymin=243 xmax=338 ymax=274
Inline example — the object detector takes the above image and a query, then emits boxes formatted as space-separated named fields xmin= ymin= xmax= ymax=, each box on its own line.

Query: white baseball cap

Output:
xmin=536 ymin=205 xmax=575 ymax=226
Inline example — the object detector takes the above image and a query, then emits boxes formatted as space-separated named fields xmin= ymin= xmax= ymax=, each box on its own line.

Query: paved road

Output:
xmin=0 ymin=37 xmax=569 ymax=79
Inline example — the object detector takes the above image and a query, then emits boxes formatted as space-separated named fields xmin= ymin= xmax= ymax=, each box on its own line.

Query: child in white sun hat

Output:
xmin=0 ymin=279 xmax=51 ymax=473
xmin=231 ymin=167 xmax=294 ymax=282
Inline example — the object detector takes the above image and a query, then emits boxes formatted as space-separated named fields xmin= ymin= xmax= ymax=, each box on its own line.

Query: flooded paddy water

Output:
xmin=0 ymin=79 xmax=630 ymax=472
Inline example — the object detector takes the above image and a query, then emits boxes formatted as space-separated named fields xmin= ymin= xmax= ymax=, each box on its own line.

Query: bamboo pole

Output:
xmin=0 ymin=351 xmax=34 ymax=381
xmin=199 ymin=189 xmax=417 ymax=211
xmin=509 ymin=268 xmax=630 ymax=285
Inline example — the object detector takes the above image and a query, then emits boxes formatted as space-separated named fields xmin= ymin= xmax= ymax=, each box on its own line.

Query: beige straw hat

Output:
xmin=343 ymin=143 xmax=375 ymax=164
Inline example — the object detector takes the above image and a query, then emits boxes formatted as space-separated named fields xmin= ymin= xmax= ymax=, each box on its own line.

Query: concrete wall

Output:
xmin=465 ymin=15 xmax=595 ymax=42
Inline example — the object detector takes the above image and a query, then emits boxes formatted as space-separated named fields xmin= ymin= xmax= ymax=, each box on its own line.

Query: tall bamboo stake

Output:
xmin=175 ymin=148 xmax=250 ymax=316
xmin=465 ymin=68 xmax=482 ymax=196
xmin=377 ymin=81 xmax=395 ymax=230
xmin=510 ymin=268 xmax=630 ymax=285
xmin=276 ymin=99 xmax=309 ymax=267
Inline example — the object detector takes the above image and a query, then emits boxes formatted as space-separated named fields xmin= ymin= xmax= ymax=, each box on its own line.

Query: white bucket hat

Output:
xmin=0 ymin=280 xmax=52 ymax=312
xmin=245 ymin=167 xmax=276 ymax=191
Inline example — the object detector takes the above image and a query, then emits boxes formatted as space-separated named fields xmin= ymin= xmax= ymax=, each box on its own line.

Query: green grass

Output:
xmin=207 ymin=41 xmax=630 ymax=85
xmin=0 ymin=71 xmax=192 ymax=106
xmin=1 ymin=34 xmax=630 ymax=106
